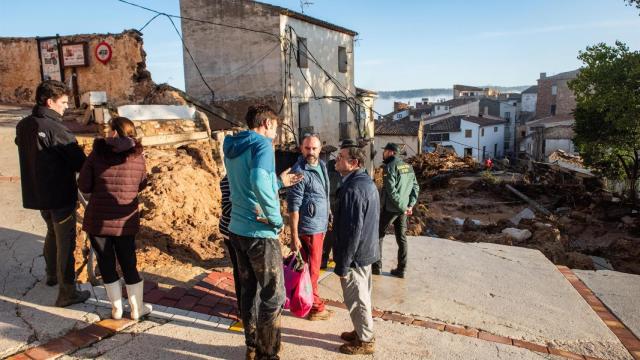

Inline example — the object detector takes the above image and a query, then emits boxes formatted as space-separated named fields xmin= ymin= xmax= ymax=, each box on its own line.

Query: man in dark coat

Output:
xmin=332 ymin=140 xmax=380 ymax=355
xmin=15 ymin=80 xmax=90 ymax=307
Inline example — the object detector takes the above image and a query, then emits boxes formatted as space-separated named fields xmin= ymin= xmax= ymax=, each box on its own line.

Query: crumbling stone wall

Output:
xmin=0 ymin=30 xmax=154 ymax=106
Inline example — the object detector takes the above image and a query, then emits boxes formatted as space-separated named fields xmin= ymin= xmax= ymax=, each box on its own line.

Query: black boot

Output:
xmin=55 ymin=284 xmax=90 ymax=307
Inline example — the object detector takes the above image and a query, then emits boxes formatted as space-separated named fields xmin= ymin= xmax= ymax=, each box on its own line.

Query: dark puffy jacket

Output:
xmin=286 ymin=156 xmax=330 ymax=235
xmin=15 ymin=106 xmax=86 ymax=210
xmin=78 ymin=137 xmax=147 ymax=236
xmin=332 ymin=169 xmax=380 ymax=277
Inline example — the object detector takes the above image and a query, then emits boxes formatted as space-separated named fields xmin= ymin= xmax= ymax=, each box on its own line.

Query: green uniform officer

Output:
xmin=373 ymin=143 xmax=420 ymax=278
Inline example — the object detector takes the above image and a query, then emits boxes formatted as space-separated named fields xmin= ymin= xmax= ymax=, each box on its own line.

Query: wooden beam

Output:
xmin=140 ymin=131 xmax=209 ymax=146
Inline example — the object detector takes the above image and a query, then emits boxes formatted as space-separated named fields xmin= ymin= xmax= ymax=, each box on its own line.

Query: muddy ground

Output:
xmin=399 ymin=153 xmax=640 ymax=275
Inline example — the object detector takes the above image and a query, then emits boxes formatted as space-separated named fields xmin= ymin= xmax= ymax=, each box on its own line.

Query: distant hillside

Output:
xmin=378 ymin=86 xmax=533 ymax=99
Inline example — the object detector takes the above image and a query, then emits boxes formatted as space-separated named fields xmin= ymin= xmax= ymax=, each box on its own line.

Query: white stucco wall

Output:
xmin=522 ymin=93 xmax=537 ymax=113
xmin=374 ymin=135 xmax=420 ymax=166
xmin=281 ymin=16 xmax=355 ymax=148
xmin=439 ymin=120 xmax=505 ymax=160
xmin=450 ymin=101 xmax=480 ymax=116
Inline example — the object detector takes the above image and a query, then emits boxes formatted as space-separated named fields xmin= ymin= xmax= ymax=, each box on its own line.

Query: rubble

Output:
xmin=395 ymin=151 xmax=640 ymax=274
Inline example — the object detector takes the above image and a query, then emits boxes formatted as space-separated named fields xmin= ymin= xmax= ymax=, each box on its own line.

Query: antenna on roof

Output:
xmin=300 ymin=0 xmax=314 ymax=14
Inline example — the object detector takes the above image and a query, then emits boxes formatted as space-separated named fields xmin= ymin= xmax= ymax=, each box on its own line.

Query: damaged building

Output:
xmin=0 ymin=30 xmax=153 ymax=106
xmin=179 ymin=0 xmax=376 ymax=157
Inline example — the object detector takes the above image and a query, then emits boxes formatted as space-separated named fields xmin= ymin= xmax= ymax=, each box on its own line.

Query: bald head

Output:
xmin=301 ymin=135 xmax=321 ymax=165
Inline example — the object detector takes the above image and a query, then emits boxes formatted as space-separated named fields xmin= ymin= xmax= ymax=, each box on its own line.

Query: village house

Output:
xmin=431 ymin=97 xmax=479 ymax=117
xmin=521 ymin=85 xmax=538 ymax=113
xmin=179 ymin=0 xmax=368 ymax=154
xmin=424 ymin=114 xmax=506 ymax=160
xmin=374 ymin=119 xmax=423 ymax=165
xmin=520 ymin=69 xmax=579 ymax=160
xmin=453 ymin=84 xmax=486 ymax=99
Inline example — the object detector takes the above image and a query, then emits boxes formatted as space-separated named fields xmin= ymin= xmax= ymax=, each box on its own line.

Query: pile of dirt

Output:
xmin=137 ymin=141 xmax=224 ymax=268
xmin=407 ymin=152 xmax=479 ymax=178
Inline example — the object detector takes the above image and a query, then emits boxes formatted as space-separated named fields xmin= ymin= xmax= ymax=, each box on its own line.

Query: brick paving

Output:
xmin=558 ymin=266 xmax=640 ymax=360
xmin=8 ymin=267 xmax=627 ymax=360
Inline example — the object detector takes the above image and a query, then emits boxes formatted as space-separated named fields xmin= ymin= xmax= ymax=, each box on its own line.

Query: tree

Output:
xmin=625 ymin=0 xmax=640 ymax=12
xmin=569 ymin=41 xmax=640 ymax=203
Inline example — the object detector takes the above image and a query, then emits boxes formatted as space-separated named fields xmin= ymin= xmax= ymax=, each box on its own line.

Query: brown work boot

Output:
xmin=55 ymin=284 xmax=90 ymax=307
xmin=307 ymin=308 xmax=333 ymax=321
xmin=339 ymin=339 xmax=375 ymax=355
xmin=340 ymin=330 xmax=357 ymax=342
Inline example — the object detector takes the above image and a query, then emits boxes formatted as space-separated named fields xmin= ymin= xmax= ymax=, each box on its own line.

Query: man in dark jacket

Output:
xmin=373 ymin=143 xmax=420 ymax=278
xmin=15 ymin=80 xmax=90 ymax=307
xmin=287 ymin=134 xmax=332 ymax=321
xmin=333 ymin=140 xmax=379 ymax=355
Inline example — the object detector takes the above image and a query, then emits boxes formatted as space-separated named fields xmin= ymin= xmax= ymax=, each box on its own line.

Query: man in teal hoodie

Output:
xmin=223 ymin=104 xmax=301 ymax=360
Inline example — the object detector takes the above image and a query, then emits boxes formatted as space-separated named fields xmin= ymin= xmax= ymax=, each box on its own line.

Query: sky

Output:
xmin=1 ymin=0 xmax=639 ymax=92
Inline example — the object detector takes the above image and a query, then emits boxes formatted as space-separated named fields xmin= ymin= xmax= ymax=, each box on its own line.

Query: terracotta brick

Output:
xmin=63 ymin=329 xmax=99 ymax=348
xmin=144 ymin=281 xmax=158 ymax=294
xmin=186 ymin=287 xmax=208 ymax=298
xmin=157 ymin=298 xmax=178 ymax=307
xmin=478 ymin=331 xmax=513 ymax=345
xmin=371 ymin=308 xmax=384 ymax=318
xmin=513 ymin=339 xmax=548 ymax=354
xmin=412 ymin=319 xmax=445 ymax=331
xmin=5 ymin=353 xmax=32 ymax=360
xmin=323 ymin=299 xmax=347 ymax=309
xmin=620 ymin=337 xmax=640 ymax=351
xmin=197 ymin=294 xmax=220 ymax=307
xmin=548 ymin=347 xmax=586 ymax=359
xmin=227 ymin=312 xmax=241 ymax=322
xmin=144 ymin=289 xmax=167 ymax=304
xmin=381 ymin=312 xmax=414 ymax=324
xmin=611 ymin=327 xmax=633 ymax=338
xmin=444 ymin=325 xmax=479 ymax=338
xmin=25 ymin=338 xmax=75 ymax=359
xmin=630 ymin=350 xmax=640 ymax=359
xmin=175 ymin=295 xmax=199 ymax=311
xmin=191 ymin=305 xmax=212 ymax=315
xmin=206 ymin=271 xmax=227 ymax=283
xmin=203 ymin=275 xmax=224 ymax=287
xmin=165 ymin=287 xmax=188 ymax=300
xmin=83 ymin=323 xmax=115 ymax=340
xmin=99 ymin=318 xmax=134 ymax=332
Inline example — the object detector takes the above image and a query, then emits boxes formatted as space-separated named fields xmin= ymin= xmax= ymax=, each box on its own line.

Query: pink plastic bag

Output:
xmin=283 ymin=252 xmax=313 ymax=318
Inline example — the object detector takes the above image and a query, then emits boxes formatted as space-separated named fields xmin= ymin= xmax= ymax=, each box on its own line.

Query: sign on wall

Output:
xmin=94 ymin=41 xmax=112 ymax=65
xmin=62 ymin=42 xmax=88 ymax=67
xmin=37 ymin=37 xmax=63 ymax=81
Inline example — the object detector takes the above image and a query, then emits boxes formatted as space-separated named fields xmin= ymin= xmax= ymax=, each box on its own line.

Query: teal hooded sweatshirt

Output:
xmin=223 ymin=130 xmax=282 ymax=239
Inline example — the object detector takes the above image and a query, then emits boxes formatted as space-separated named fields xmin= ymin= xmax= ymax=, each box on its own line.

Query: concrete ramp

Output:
xmin=320 ymin=236 xmax=632 ymax=359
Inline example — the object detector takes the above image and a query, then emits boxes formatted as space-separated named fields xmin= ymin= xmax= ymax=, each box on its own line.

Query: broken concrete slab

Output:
xmin=502 ymin=227 xmax=533 ymax=241
xmin=117 ymin=104 xmax=196 ymax=121
xmin=510 ymin=208 xmax=536 ymax=225
xmin=320 ymin=236 xmax=632 ymax=359
xmin=574 ymin=270 xmax=640 ymax=339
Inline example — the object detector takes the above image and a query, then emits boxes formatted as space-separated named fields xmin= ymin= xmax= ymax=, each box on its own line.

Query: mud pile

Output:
xmin=137 ymin=141 xmax=224 ymax=268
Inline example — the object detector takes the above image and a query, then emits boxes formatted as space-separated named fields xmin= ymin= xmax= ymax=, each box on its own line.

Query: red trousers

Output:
xmin=300 ymin=232 xmax=325 ymax=312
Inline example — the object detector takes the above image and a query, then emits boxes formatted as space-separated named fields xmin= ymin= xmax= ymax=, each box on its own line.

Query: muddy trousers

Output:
xmin=374 ymin=210 xmax=408 ymax=271
xmin=223 ymin=238 xmax=242 ymax=315
xmin=340 ymin=265 xmax=374 ymax=342
xmin=89 ymin=235 xmax=141 ymax=285
xmin=230 ymin=233 xmax=285 ymax=360
xmin=41 ymin=205 xmax=77 ymax=286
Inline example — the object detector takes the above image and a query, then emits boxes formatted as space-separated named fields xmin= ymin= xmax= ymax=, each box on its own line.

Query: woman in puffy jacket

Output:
xmin=78 ymin=116 xmax=151 ymax=320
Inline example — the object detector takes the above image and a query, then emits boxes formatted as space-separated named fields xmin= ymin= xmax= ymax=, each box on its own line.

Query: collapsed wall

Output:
xmin=0 ymin=30 xmax=154 ymax=105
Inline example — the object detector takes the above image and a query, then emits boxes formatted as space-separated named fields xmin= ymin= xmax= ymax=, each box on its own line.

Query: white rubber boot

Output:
xmin=104 ymin=280 xmax=123 ymax=320
xmin=125 ymin=280 xmax=152 ymax=320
